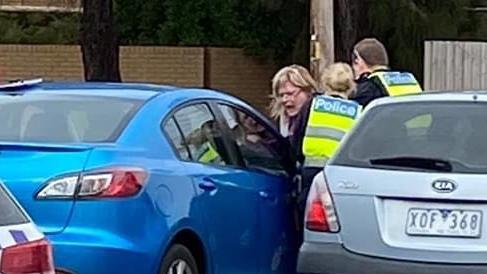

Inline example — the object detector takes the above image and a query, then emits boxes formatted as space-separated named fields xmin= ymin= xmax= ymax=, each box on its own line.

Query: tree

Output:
xmin=0 ymin=12 xmax=79 ymax=44
xmin=110 ymin=0 xmax=483 ymax=80
xmin=334 ymin=0 xmax=370 ymax=62
xmin=368 ymin=0 xmax=478 ymax=83
xmin=80 ymin=0 xmax=121 ymax=81
xmin=115 ymin=0 xmax=308 ymax=65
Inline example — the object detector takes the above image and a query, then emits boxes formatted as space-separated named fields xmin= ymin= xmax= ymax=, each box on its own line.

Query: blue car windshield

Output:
xmin=0 ymin=94 xmax=143 ymax=143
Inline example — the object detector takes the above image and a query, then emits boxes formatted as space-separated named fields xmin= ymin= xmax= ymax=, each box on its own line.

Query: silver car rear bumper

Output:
xmin=297 ymin=242 xmax=487 ymax=274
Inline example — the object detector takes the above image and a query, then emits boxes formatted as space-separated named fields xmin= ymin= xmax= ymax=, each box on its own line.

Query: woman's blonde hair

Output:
xmin=321 ymin=62 xmax=356 ymax=99
xmin=269 ymin=64 xmax=319 ymax=119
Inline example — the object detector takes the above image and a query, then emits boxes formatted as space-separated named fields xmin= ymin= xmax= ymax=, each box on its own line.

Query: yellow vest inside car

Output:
xmin=196 ymin=142 xmax=221 ymax=164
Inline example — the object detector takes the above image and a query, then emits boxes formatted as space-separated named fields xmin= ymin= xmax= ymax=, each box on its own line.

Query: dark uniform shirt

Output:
xmin=351 ymin=71 xmax=388 ymax=107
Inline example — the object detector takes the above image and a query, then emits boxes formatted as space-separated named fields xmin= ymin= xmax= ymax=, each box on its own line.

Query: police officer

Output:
xmin=302 ymin=63 xmax=361 ymax=169
xmin=195 ymin=141 xmax=221 ymax=164
xmin=189 ymin=121 xmax=222 ymax=164
xmin=350 ymin=38 xmax=422 ymax=107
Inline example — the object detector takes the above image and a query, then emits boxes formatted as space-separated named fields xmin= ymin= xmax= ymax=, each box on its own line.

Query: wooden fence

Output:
xmin=424 ymin=40 xmax=487 ymax=91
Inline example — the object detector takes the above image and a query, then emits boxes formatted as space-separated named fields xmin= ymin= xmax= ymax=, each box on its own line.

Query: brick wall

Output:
xmin=120 ymin=47 xmax=204 ymax=87
xmin=207 ymin=47 xmax=277 ymax=111
xmin=0 ymin=45 xmax=276 ymax=113
xmin=0 ymin=0 xmax=80 ymax=7
xmin=0 ymin=45 xmax=83 ymax=80
xmin=0 ymin=45 xmax=205 ymax=85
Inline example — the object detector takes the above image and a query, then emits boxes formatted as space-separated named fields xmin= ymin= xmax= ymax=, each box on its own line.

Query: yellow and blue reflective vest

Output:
xmin=196 ymin=142 xmax=221 ymax=164
xmin=371 ymin=70 xmax=430 ymax=127
xmin=302 ymin=96 xmax=362 ymax=167
xmin=369 ymin=70 xmax=422 ymax=96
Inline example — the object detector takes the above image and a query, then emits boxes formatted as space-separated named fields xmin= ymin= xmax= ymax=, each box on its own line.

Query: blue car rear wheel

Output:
xmin=160 ymin=244 xmax=199 ymax=274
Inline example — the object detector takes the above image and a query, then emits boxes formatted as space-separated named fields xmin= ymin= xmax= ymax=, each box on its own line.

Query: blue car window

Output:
xmin=0 ymin=94 xmax=141 ymax=143
xmin=218 ymin=104 xmax=286 ymax=175
xmin=163 ymin=118 xmax=191 ymax=161
xmin=173 ymin=103 xmax=230 ymax=166
xmin=0 ymin=184 xmax=28 ymax=226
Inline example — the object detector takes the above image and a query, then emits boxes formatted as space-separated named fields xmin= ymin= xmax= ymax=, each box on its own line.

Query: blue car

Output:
xmin=0 ymin=80 xmax=299 ymax=274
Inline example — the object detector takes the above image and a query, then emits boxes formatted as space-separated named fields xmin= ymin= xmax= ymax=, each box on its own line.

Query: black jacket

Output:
xmin=351 ymin=71 xmax=388 ymax=107
xmin=287 ymin=97 xmax=313 ymax=166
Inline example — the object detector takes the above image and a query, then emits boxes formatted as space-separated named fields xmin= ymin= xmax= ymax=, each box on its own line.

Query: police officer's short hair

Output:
xmin=321 ymin=62 xmax=355 ymax=98
xmin=353 ymin=38 xmax=389 ymax=67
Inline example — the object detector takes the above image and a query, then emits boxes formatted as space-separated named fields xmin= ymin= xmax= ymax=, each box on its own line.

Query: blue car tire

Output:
xmin=160 ymin=244 xmax=199 ymax=274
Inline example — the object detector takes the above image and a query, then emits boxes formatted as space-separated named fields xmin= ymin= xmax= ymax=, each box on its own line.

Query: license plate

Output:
xmin=406 ymin=208 xmax=482 ymax=238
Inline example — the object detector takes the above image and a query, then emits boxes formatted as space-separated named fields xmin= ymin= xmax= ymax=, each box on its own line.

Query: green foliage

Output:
xmin=114 ymin=0 xmax=167 ymax=44
xmin=368 ymin=0 xmax=483 ymax=82
xmin=115 ymin=0 xmax=308 ymax=64
xmin=0 ymin=12 xmax=79 ymax=44
xmin=0 ymin=0 xmax=307 ymax=64
xmin=2 ymin=0 xmax=486 ymax=73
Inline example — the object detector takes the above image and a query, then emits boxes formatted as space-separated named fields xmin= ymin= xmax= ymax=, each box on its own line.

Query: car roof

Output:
xmin=17 ymin=81 xmax=179 ymax=100
xmin=0 ymin=81 xmax=246 ymax=104
xmin=367 ymin=90 xmax=487 ymax=109
xmin=0 ymin=80 xmax=184 ymax=100
xmin=0 ymin=80 xmax=264 ymax=125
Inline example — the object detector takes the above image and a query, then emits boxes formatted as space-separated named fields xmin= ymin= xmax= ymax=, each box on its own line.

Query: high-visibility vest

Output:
xmin=370 ymin=70 xmax=429 ymax=128
xmin=369 ymin=70 xmax=422 ymax=96
xmin=196 ymin=142 xmax=221 ymax=164
xmin=302 ymin=96 xmax=362 ymax=167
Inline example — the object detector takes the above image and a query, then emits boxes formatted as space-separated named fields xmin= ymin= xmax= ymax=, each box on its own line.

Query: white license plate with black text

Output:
xmin=406 ymin=208 xmax=482 ymax=238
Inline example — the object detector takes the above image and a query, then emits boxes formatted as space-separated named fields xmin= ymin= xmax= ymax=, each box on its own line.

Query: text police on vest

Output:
xmin=314 ymin=97 xmax=359 ymax=119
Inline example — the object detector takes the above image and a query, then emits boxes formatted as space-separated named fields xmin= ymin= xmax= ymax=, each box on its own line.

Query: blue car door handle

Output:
xmin=259 ymin=190 xmax=275 ymax=200
xmin=198 ymin=177 xmax=217 ymax=191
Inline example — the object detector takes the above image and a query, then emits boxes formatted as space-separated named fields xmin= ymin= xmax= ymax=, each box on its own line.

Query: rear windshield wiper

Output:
xmin=369 ymin=156 xmax=453 ymax=172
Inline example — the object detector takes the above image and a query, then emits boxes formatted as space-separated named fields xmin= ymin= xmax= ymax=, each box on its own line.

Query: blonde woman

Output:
xmin=270 ymin=64 xmax=320 ymax=245
xmin=270 ymin=64 xmax=320 ymax=139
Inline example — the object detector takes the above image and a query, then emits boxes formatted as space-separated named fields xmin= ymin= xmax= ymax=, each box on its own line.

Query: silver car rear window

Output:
xmin=333 ymin=101 xmax=487 ymax=173
xmin=0 ymin=184 xmax=28 ymax=226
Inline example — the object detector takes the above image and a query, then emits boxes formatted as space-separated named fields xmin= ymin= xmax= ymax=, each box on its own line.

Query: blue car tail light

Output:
xmin=36 ymin=167 xmax=147 ymax=200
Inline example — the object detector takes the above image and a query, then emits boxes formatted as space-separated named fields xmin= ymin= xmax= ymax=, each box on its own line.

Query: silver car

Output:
xmin=0 ymin=181 xmax=55 ymax=274
xmin=298 ymin=91 xmax=487 ymax=274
